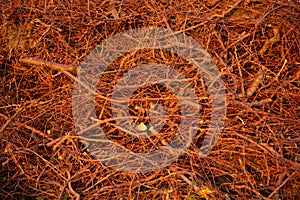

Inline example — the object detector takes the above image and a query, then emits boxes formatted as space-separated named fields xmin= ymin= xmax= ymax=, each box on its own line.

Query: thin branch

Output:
xmin=19 ymin=57 xmax=79 ymax=73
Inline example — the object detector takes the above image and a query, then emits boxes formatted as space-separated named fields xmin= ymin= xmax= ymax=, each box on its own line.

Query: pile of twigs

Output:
xmin=1 ymin=0 xmax=299 ymax=199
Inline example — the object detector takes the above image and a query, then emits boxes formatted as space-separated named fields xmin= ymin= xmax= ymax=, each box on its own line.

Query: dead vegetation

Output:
xmin=1 ymin=0 xmax=300 ymax=199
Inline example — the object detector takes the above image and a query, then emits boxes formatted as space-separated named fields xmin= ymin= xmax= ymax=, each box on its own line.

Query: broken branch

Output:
xmin=19 ymin=57 xmax=79 ymax=73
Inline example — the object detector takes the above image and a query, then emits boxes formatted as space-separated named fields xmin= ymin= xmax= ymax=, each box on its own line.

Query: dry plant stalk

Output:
xmin=259 ymin=27 xmax=280 ymax=56
xmin=19 ymin=57 xmax=78 ymax=73
xmin=246 ymin=69 xmax=264 ymax=97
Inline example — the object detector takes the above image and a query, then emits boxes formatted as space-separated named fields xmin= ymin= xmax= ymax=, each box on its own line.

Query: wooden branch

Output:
xmin=19 ymin=57 xmax=79 ymax=73
xmin=259 ymin=27 xmax=280 ymax=56
xmin=246 ymin=69 xmax=264 ymax=97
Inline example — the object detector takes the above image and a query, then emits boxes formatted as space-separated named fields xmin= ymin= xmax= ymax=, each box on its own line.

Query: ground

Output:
xmin=0 ymin=0 xmax=299 ymax=199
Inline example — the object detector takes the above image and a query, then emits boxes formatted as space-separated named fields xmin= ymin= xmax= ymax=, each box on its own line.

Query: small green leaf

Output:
xmin=29 ymin=163 xmax=34 ymax=169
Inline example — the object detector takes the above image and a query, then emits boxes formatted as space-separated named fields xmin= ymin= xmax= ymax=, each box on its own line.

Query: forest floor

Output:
xmin=0 ymin=0 xmax=299 ymax=199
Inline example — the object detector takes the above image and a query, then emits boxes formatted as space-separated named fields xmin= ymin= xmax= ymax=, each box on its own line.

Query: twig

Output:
xmin=246 ymin=69 xmax=264 ymax=97
xmin=178 ymin=0 xmax=242 ymax=32
xmin=0 ymin=108 xmax=23 ymax=134
xmin=259 ymin=26 xmax=280 ymax=56
xmin=275 ymin=59 xmax=287 ymax=81
xmin=208 ymin=0 xmax=242 ymax=20
xmin=267 ymin=172 xmax=296 ymax=199
xmin=67 ymin=170 xmax=81 ymax=200
xmin=246 ymin=98 xmax=272 ymax=106
xmin=47 ymin=133 xmax=71 ymax=150
xmin=19 ymin=57 xmax=78 ymax=73
xmin=16 ymin=122 xmax=50 ymax=138
xmin=110 ymin=0 xmax=120 ymax=19
xmin=179 ymin=173 xmax=201 ymax=191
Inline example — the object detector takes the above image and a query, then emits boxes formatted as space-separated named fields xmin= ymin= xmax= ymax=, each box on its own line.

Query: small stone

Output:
xmin=137 ymin=122 xmax=147 ymax=131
